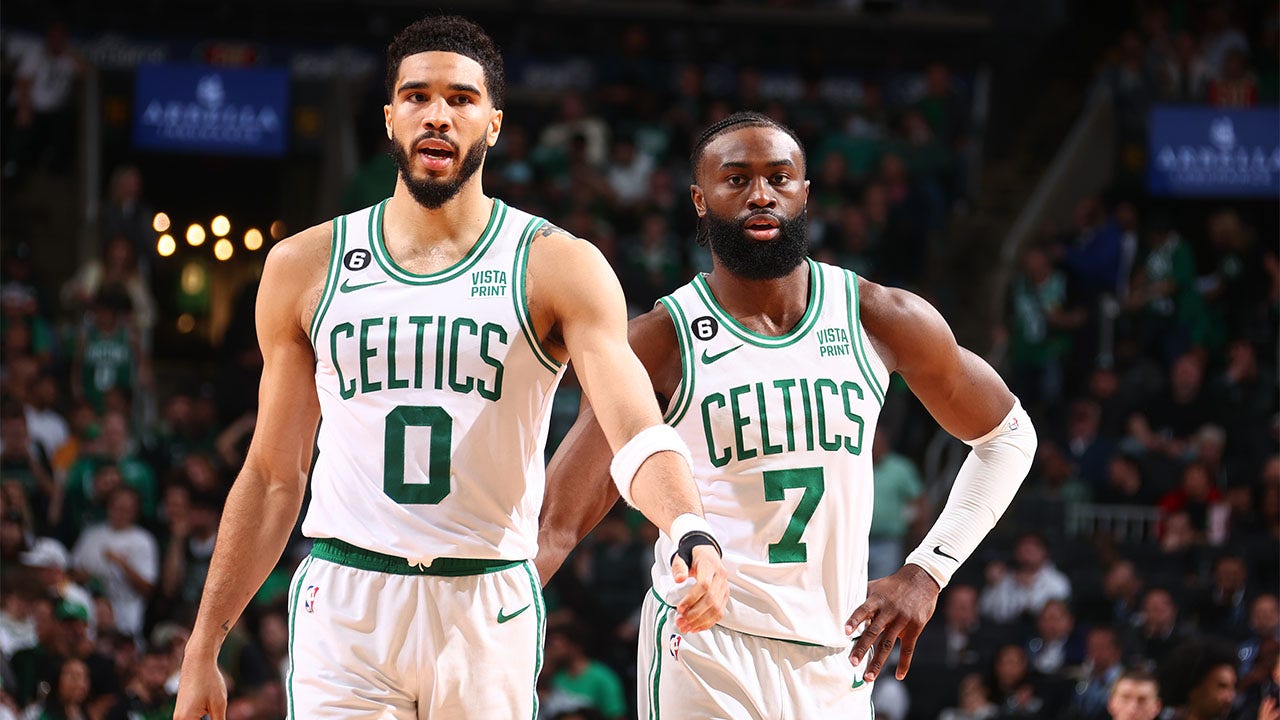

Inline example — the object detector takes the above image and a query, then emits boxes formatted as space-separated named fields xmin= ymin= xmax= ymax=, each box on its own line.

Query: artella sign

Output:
xmin=133 ymin=63 xmax=289 ymax=156
xmin=1147 ymin=106 xmax=1280 ymax=197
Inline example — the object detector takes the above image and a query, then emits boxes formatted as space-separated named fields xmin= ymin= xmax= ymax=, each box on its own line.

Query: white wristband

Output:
xmin=609 ymin=424 xmax=693 ymax=507
xmin=905 ymin=399 xmax=1036 ymax=588
xmin=668 ymin=513 xmax=714 ymax=542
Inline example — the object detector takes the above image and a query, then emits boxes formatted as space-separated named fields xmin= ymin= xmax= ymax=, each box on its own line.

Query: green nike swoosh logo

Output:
xmin=851 ymin=677 xmax=865 ymax=689
xmin=339 ymin=279 xmax=386 ymax=293
xmin=700 ymin=344 xmax=743 ymax=364
xmin=497 ymin=604 xmax=531 ymax=624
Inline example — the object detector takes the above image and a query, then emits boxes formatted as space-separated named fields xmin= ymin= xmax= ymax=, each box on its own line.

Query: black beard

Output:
xmin=699 ymin=208 xmax=810 ymax=280
xmin=390 ymin=131 xmax=487 ymax=209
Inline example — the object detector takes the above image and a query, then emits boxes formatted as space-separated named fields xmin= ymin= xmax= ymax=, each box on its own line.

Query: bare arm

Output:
xmin=175 ymin=226 xmax=329 ymax=720
xmin=849 ymin=279 xmax=1030 ymax=682
xmin=529 ymin=230 xmax=726 ymax=632
xmin=536 ymin=308 xmax=679 ymax=583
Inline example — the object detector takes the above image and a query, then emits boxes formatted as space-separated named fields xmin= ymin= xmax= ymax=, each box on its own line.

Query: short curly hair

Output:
xmin=385 ymin=15 xmax=506 ymax=110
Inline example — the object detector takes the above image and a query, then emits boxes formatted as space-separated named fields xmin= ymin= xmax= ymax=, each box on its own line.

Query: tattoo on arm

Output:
xmin=536 ymin=222 xmax=578 ymax=241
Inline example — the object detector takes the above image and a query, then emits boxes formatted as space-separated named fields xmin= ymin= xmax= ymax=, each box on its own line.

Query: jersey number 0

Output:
xmin=383 ymin=405 xmax=452 ymax=504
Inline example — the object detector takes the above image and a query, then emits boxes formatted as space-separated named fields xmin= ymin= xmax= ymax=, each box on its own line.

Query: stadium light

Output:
xmin=211 ymin=215 xmax=231 ymax=237
xmin=177 ymin=313 xmax=196 ymax=333
xmin=153 ymin=212 xmax=171 ymax=233
xmin=270 ymin=220 xmax=287 ymax=240
xmin=244 ymin=228 xmax=264 ymax=251
xmin=214 ymin=238 xmax=234 ymax=261
xmin=186 ymin=223 xmax=207 ymax=246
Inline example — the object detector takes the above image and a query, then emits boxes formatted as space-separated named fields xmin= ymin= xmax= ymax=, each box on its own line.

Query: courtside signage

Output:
xmin=1147 ymin=106 xmax=1280 ymax=197
xmin=133 ymin=63 xmax=289 ymax=156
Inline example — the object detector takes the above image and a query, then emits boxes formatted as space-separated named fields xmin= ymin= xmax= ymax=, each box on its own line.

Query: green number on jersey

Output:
xmin=764 ymin=467 xmax=824 ymax=563
xmin=383 ymin=405 xmax=451 ymax=504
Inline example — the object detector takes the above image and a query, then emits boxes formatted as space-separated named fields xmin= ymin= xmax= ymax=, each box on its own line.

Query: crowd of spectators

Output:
xmin=0 ymin=4 xmax=1276 ymax=720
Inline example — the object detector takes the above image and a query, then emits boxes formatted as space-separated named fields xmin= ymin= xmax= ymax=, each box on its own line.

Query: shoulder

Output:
xmin=263 ymin=221 xmax=334 ymax=278
xmin=259 ymin=220 xmax=339 ymax=334
xmin=526 ymin=221 xmax=603 ymax=264
xmin=857 ymin=276 xmax=956 ymax=373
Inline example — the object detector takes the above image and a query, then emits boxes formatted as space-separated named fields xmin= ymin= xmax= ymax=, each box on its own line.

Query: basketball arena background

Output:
xmin=0 ymin=1 xmax=1277 ymax=718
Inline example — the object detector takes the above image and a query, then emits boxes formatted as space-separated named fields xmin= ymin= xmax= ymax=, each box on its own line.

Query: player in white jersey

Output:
xmin=174 ymin=16 xmax=728 ymax=720
xmin=536 ymin=113 xmax=1037 ymax=719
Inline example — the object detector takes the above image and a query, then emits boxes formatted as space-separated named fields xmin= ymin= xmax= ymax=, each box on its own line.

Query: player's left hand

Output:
xmin=845 ymin=563 xmax=941 ymax=682
xmin=671 ymin=545 xmax=728 ymax=634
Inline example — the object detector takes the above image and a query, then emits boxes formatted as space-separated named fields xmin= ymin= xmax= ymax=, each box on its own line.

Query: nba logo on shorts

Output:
xmin=1008 ymin=417 xmax=1020 ymax=431
xmin=667 ymin=633 xmax=682 ymax=661
xmin=304 ymin=585 xmax=320 ymax=613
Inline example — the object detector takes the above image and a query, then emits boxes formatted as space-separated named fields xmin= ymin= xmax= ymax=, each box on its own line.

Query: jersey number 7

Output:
xmin=764 ymin=467 xmax=824 ymax=564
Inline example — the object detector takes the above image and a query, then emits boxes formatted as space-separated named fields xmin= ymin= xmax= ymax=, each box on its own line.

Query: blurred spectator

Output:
xmin=938 ymin=673 xmax=997 ymax=720
xmin=1097 ymin=453 xmax=1155 ymax=505
xmin=1207 ymin=47 xmax=1259 ymax=107
xmin=60 ymin=411 xmax=156 ymax=541
xmin=1026 ymin=599 xmax=1084 ymax=676
xmin=1238 ymin=594 xmax=1280 ymax=677
xmin=157 ymin=487 xmax=218 ymax=622
xmin=545 ymin=620 xmax=626 ymax=720
xmin=1 ymin=402 xmax=54 ymax=524
xmin=1090 ymin=559 xmax=1144 ymax=630
xmin=868 ymin=428 xmax=924 ymax=580
xmin=1157 ymin=461 xmax=1228 ymax=545
xmin=1200 ymin=5 xmax=1250 ymax=77
xmin=18 ymin=538 xmax=94 ymax=634
xmin=604 ymin=135 xmax=655 ymax=210
xmin=62 ymin=235 xmax=157 ymax=343
xmin=99 ymin=165 xmax=155 ymax=267
xmin=537 ymin=92 xmax=609 ymax=170
xmin=980 ymin=533 xmax=1072 ymax=624
xmin=102 ymin=643 xmax=174 ymax=720
xmin=23 ymin=375 xmax=69 ymax=474
xmin=1067 ymin=626 xmax=1126 ymax=720
xmin=1006 ymin=244 xmax=1083 ymax=409
xmin=1159 ymin=32 xmax=1211 ymax=102
xmin=1128 ymin=587 xmax=1187 ymax=667
xmin=3 ymin=20 xmax=84 ymax=181
xmin=1157 ymin=640 xmax=1237 ymax=720
xmin=70 ymin=487 xmax=157 ymax=638
xmin=25 ymin=656 xmax=92 ymax=720
xmin=1125 ymin=215 xmax=1208 ymax=363
xmin=9 ymin=598 xmax=115 ymax=709
xmin=620 ymin=214 xmax=682 ymax=313
xmin=984 ymin=644 xmax=1048 ymax=719
xmin=1105 ymin=668 xmax=1162 ymax=720
xmin=1191 ymin=554 xmax=1250 ymax=640
xmin=69 ymin=287 xmax=147 ymax=415
xmin=1059 ymin=400 xmax=1115 ymax=493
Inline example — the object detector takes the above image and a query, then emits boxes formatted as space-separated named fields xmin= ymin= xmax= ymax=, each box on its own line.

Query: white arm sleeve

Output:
xmin=904 ymin=399 xmax=1036 ymax=588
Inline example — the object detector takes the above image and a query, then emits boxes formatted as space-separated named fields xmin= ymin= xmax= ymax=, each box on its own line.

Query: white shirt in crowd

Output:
xmin=979 ymin=564 xmax=1072 ymax=624
xmin=71 ymin=523 xmax=158 ymax=636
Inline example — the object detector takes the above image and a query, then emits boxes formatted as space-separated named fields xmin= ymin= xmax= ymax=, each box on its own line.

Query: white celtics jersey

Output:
xmin=653 ymin=259 xmax=891 ymax=647
xmin=305 ymin=198 xmax=565 ymax=564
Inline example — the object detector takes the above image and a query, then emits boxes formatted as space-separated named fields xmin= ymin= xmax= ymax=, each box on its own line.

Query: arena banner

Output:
xmin=1147 ymin=105 xmax=1280 ymax=197
xmin=133 ymin=63 xmax=289 ymax=156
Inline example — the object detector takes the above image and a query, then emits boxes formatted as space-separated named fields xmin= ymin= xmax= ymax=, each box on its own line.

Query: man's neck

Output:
xmin=706 ymin=261 xmax=810 ymax=335
xmin=383 ymin=180 xmax=494 ymax=251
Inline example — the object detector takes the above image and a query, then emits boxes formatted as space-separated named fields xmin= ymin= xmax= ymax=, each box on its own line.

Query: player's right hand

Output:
xmin=172 ymin=652 xmax=227 ymax=720
xmin=671 ymin=544 xmax=728 ymax=634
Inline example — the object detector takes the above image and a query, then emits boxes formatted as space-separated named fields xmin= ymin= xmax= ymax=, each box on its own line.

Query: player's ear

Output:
xmin=690 ymin=184 xmax=706 ymax=219
xmin=487 ymin=109 xmax=503 ymax=147
xmin=384 ymin=103 xmax=393 ymax=140
xmin=802 ymin=179 xmax=811 ymax=203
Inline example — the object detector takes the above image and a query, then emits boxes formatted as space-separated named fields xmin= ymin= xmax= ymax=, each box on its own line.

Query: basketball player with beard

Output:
xmin=536 ymin=112 xmax=1037 ymax=718
xmin=174 ymin=16 xmax=727 ymax=720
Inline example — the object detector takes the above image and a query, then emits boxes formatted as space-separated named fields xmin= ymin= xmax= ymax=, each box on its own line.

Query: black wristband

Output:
xmin=671 ymin=530 xmax=722 ymax=568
